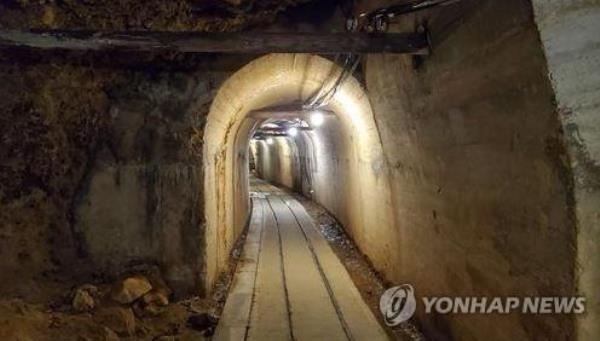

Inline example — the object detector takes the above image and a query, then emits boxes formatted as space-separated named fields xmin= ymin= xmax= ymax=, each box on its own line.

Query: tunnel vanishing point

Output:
xmin=0 ymin=0 xmax=599 ymax=340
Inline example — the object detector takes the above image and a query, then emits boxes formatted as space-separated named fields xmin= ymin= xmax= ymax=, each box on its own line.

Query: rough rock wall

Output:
xmin=0 ymin=62 xmax=111 ymax=300
xmin=0 ymin=52 xmax=241 ymax=298
xmin=0 ymin=0 xmax=325 ymax=300
xmin=531 ymin=1 xmax=600 ymax=339
xmin=73 ymin=71 xmax=219 ymax=297
xmin=365 ymin=0 xmax=575 ymax=339
xmin=0 ymin=0 xmax=315 ymax=31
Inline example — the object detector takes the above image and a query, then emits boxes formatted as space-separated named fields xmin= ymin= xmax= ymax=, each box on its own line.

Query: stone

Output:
xmin=78 ymin=284 xmax=99 ymax=296
xmin=154 ymin=336 xmax=176 ymax=341
xmin=72 ymin=286 xmax=96 ymax=312
xmin=94 ymin=307 xmax=136 ymax=337
xmin=133 ymin=290 xmax=169 ymax=317
xmin=111 ymin=275 xmax=152 ymax=304
xmin=142 ymin=291 xmax=169 ymax=307
xmin=72 ymin=290 xmax=94 ymax=312
xmin=102 ymin=327 xmax=120 ymax=341
xmin=187 ymin=313 xmax=218 ymax=333
xmin=142 ymin=303 xmax=165 ymax=317
xmin=146 ymin=273 xmax=173 ymax=299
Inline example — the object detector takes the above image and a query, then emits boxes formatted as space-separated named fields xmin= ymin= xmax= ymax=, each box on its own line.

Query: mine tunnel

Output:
xmin=0 ymin=0 xmax=599 ymax=340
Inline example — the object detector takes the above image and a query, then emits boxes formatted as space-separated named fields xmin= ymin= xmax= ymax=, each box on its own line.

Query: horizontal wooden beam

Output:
xmin=0 ymin=30 xmax=428 ymax=54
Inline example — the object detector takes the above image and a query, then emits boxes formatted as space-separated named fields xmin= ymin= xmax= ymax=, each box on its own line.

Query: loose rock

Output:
xmin=78 ymin=284 xmax=99 ymax=296
xmin=102 ymin=327 xmax=120 ymax=341
xmin=111 ymin=275 xmax=152 ymax=304
xmin=187 ymin=313 xmax=218 ymax=336
xmin=142 ymin=291 xmax=169 ymax=307
xmin=133 ymin=300 xmax=165 ymax=318
xmin=146 ymin=273 xmax=173 ymax=299
xmin=72 ymin=286 xmax=97 ymax=312
xmin=154 ymin=336 xmax=176 ymax=341
xmin=94 ymin=307 xmax=136 ymax=337
xmin=133 ymin=290 xmax=169 ymax=317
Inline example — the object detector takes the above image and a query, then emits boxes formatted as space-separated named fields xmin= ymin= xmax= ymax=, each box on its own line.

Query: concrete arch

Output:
xmin=202 ymin=54 xmax=394 ymax=291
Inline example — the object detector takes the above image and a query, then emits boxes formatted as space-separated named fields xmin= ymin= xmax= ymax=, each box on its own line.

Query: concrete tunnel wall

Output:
xmin=252 ymin=115 xmax=353 ymax=226
xmin=361 ymin=0 xmax=576 ymax=338
xmin=254 ymin=137 xmax=297 ymax=190
xmin=244 ymin=1 xmax=597 ymax=339
xmin=531 ymin=0 xmax=600 ymax=338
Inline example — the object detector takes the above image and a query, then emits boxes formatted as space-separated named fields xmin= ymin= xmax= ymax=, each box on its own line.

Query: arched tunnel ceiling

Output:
xmin=204 ymin=53 xmax=380 ymax=157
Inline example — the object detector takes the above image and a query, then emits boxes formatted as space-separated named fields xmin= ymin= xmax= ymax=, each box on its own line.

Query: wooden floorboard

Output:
xmin=215 ymin=178 xmax=388 ymax=341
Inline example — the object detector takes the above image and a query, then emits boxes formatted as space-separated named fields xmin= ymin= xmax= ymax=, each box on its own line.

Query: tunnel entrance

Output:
xmin=202 ymin=54 xmax=394 ymax=295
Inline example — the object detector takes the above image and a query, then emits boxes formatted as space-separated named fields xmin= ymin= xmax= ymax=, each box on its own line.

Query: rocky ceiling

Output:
xmin=0 ymin=0 xmax=343 ymax=31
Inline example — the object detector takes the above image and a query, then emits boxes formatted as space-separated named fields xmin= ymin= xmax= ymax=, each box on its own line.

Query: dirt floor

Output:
xmin=0 ymin=230 xmax=249 ymax=341
xmin=292 ymin=193 xmax=425 ymax=341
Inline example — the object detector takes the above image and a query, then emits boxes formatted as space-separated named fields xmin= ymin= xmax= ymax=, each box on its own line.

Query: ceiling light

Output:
xmin=267 ymin=137 xmax=274 ymax=145
xmin=310 ymin=111 xmax=325 ymax=127
xmin=288 ymin=127 xmax=298 ymax=137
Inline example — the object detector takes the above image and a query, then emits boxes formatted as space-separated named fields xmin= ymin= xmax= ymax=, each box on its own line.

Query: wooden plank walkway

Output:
xmin=214 ymin=179 xmax=388 ymax=341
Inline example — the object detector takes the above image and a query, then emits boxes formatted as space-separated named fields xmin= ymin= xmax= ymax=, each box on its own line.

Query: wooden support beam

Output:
xmin=0 ymin=30 xmax=428 ymax=54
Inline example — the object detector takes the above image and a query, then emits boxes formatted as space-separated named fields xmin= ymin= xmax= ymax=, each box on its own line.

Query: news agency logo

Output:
xmin=380 ymin=284 xmax=586 ymax=327
xmin=379 ymin=284 xmax=417 ymax=326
